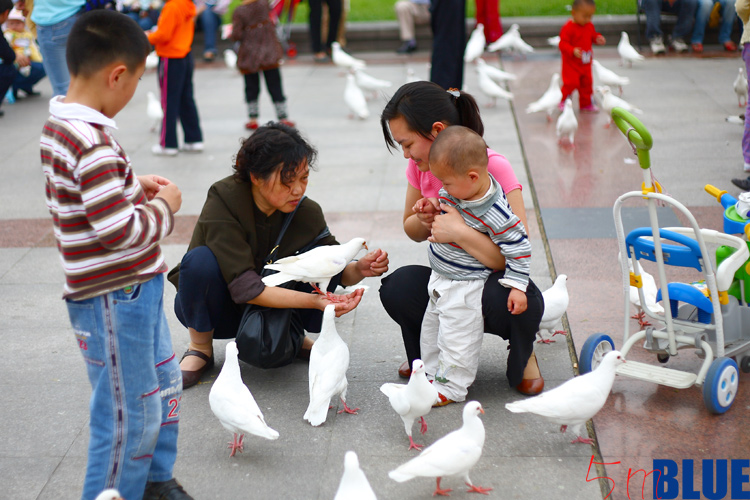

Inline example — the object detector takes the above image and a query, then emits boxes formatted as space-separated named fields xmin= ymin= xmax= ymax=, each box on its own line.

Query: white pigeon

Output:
xmin=146 ymin=91 xmax=163 ymax=133
xmin=547 ymin=35 xmax=560 ymax=47
xmin=477 ymin=69 xmax=514 ymax=106
xmin=487 ymin=23 xmax=534 ymax=56
xmin=334 ymin=451 xmax=377 ymax=500
xmin=627 ymin=258 xmax=664 ymax=328
xmin=536 ymin=274 xmax=569 ymax=344
xmin=343 ymin=73 xmax=370 ymax=119
xmin=597 ymin=85 xmax=643 ymax=127
xmin=475 ymin=58 xmax=517 ymax=82
xmin=380 ymin=359 xmax=439 ymax=451
xmin=505 ymin=351 xmax=625 ymax=444
xmin=262 ymin=237 xmax=368 ymax=298
xmin=223 ymin=48 xmax=237 ymax=70
xmin=617 ymin=32 xmax=644 ymax=67
xmin=556 ymin=98 xmax=578 ymax=147
xmin=332 ymin=41 xmax=366 ymax=70
xmin=388 ymin=401 xmax=491 ymax=496
xmin=591 ymin=60 xmax=630 ymax=96
xmin=463 ymin=24 xmax=486 ymax=63
xmin=304 ymin=305 xmax=357 ymax=426
xmin=145 ymin=50 xmax=159 ymax=70
xmin=353 ymin=68 xmax=392 ymax=99
xmin=94 ymin=490 xmax=123 ymax=500
xmin=733 ymin=67 xmax=748 ymax=107
xmin=526 ymin=73 xmax=562 ymax=122
xmin=209 ymin=341 xmax=279 ymax=457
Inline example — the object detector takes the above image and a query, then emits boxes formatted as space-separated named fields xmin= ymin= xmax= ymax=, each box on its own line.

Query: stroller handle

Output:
xmin=612 ymin=107 xmax=652 ymax=171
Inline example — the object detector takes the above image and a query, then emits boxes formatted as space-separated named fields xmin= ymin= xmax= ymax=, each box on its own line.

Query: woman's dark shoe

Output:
xmin=516 ymin=352 xmax=544 ymax=396
xmin=143 ymin=478 xmax=194 ymax=500
xmin=398 ymin=360 xmax=411 ymax=379
xmin=180 ymin=349 xmax=214 ymax=389
xmin=396 ymin=40 xmax=417 ymax=54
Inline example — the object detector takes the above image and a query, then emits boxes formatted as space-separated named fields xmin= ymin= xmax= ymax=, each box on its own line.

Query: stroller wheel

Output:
xmin=657 ymin=353 xmax=669 ymax=364
xmin=579 ymin=333 xmax=615 ymax=374
xmin=703 ymin=357 xmax=739 ymax=414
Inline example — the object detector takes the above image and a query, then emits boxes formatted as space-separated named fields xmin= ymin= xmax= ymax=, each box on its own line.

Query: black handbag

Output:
xmin=235 ymin=197 xmax=331 ymax=368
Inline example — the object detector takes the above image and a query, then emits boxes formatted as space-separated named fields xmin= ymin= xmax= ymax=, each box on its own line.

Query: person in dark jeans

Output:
xmin=308 ymin=0 xmax=342 ymax=62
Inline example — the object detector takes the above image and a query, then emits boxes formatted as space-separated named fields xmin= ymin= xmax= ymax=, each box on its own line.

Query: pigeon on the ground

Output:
xmin=617 ymin=32 xmax=644 ymax=67
xmin=343 ymin=73 xmax=370 ymax=119
xmin=94 ymin=490 xmax=123 ymax=500
xmin=223 ymin=48 xmax=237 ymax=70
xmin=487 ymin=23 xmax=534 ymax=56
xmin=505 ymin=351 xmax=625 ymax=444
xmin=262 ymin=238 xmax=368 ymax=298
xmin=626 ymin=258 xmax=664 ymax=328
xmin=145 ymin=51 xmax=159 ymax=70
xmin=380 ymin=359 xmax=439 ymax=451
xmin=592 ymin=60 xmax=630 ymax=96
xmin=477 ymin=69 xmax=514 ymax=106
xmin=304 ymin=305 xmax=358 ymax=426
xmin=146 ymin=91 xmax=163 ymax=133
xmin=332 ymin=41 xmax=367 ymax=70
xmin=526 ymin=73 xmax=562 ymax=122
xmin=334 ymin=451 xmax=377 ymax=500
xmin=556 ymin=98 xmax=577 ymax=147
xmin=389 ymin=401 xmax=491 ymax=496
xmin=475 ymin=58 xmax=517 ymax=83
xmin=354 ymin=68 xmax=392 ymax=99
xmin=547 ymin=35 xmax=560 ymax=47
xmin=734 ymin=67 xmax=748 ymax=107
xmin=596 ymin=85 xmax=643 ymax=127
xmin=464 ymin=24 xmax=486 ymax=63
xmin=536 ymin=274 xmax=569 ymax=344
xmin=209 ymin=341 xmax=280 ymax=457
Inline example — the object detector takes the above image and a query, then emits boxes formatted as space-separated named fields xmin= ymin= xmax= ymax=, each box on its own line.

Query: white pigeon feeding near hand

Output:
xmin=477 ymin=69 xmax=514 ymax=107
xmin=146 ymin=91 xmax=163 ymax=133
xmin=505 ymin=351 xmax=625 ymax=444
xmin=343 ymin=74 xmax=370 ymax=119
xmin=223 ymin=48 xmax=237 ymax=70
xmin=334 ymin=451 xmax=377 ymax=500
xmin=262 ymin=237 xmax=368 ymax=299
xmin=332 ymin=41 xmax=366 ymax=70
xmin=526 ymin=73 xmax=563 ymax=122
xmin=547 ymin=35 xmax=560 ymax=47
xmin=733 ymin=67 xmax=748 ymax=107
xmin=464 ymin=24 xmax=486 ymax=63
xmin=94 ymin=490 xmax=123 ymax=500
xmin=209 ymin=341 xmax=280 ymax=457
xmin=354 ymin=68 xmax=392 ymax=99
xmin=597 ymin=85 xmax=643 ymax=127
xmin=626 ymin=258 xmax=664 ymax=328
xmin=556 ymin=98 xmax=578 ymax=147
xmin=617 ymin=32 xmax=644 ymax=67
xmin=475 ymin=58 xmax=517 ymax=83
xmin=388 ymin=401 xmax=491 ymax=496
xmin=380 ymin=359 xmax=439 ymax=451
xmin=487 ymin=23 xmax=534 ymax=56
xmin=304 ymin=305 xmax=358 ymax=426
xmin=536 ymin=274 xmax=569 ymax=344
xmin=145 ymin=50 xmax=159 ymax=70
xmin=592 ymin=60 xmax=630 ymax=96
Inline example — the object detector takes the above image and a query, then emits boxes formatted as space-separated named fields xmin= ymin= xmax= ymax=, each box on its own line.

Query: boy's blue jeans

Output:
xmin=66 ymin=274 xmax=181 ymax=500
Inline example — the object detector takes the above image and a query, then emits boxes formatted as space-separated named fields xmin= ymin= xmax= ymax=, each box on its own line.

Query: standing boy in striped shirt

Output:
xmin=414 ymin=125 xmax=533 ymax=406
xmin=40 ymin=11 xmax=193 ymax=500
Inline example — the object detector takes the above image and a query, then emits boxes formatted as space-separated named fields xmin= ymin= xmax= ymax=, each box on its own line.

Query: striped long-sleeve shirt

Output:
xmin=428 ymin=174 xmax=531 ymax=290
xmin=41 ymin=97 xmax=174 ymax=300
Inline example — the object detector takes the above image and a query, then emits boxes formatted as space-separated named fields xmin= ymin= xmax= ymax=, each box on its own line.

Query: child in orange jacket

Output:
xmin=558 ymin=0 xmax=605 ymax=112
xmin=148 ymin=0 xmax=204 ymax=156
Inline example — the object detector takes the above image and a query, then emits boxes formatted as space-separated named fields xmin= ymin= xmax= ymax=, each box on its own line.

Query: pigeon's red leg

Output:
xmin=571 ymin=436 xmax=595 ymax=445
xmin=560 ymin=425 xmax=567 ymax=433
xmin=227 ymin=433 xmax=244 ymax=457
xmin=337 ymin=397 xmax=359 ymax=414
xmin=552 ymin=330 xmax=567 ymax=337
xmin=466 ymin=483 xmax=493 ymax=495
xmin=407 ymin=435 xmax=423 ymax=451
xmin=433 ymin=477 xmax=453 ymax=496
xmin=419 ymin=416 xmax=428 ymax=435
xmin=310 ymin=283 xmax=345 ymax=303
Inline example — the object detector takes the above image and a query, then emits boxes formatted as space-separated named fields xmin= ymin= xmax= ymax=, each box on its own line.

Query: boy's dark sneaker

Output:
xmin=731 ymin=177 xmax=750 ymax=191
xmin=396 ymin=39 xmax=417 ymax=54
xmin=143 ymin=478 xmax=194 ymax=500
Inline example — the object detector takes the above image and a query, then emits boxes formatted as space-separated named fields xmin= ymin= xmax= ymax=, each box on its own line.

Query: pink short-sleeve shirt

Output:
xmin=405 ymin=148 xmax=522 ymax=197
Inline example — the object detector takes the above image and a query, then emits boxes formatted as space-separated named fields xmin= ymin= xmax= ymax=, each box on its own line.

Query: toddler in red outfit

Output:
xmin=559 ymin=0 xmax=606 ymax=112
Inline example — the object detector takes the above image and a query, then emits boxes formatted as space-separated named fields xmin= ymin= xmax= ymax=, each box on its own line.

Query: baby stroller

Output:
xmin=270 ymin=0 xmax=301 ymax=58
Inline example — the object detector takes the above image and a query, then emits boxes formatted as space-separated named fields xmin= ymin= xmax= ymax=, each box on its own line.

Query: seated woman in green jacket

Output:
xmin=168 ymin=123 xmax=389 ymax=388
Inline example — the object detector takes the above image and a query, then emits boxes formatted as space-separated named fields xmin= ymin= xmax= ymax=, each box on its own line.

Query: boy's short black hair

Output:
xmin=572 ymin=0 xmax=595 ymax=8
xmin=429 ymin=125 xmax=488 ymax=174
xmin=0 ymin=0 xmax=14 ymax=14
xmin=66 ymin=10 xmax=150 ymax=77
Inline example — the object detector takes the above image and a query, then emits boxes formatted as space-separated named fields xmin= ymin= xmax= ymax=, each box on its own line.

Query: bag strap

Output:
xmin=264 ymin=195 xmax=306 ymax=265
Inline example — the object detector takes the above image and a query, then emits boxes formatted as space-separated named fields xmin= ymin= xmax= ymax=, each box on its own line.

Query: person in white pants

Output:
xmin=394 ymin=0 xmax=431 ymax=53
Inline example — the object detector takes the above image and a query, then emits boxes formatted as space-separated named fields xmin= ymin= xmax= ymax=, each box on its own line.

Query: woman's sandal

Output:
xmin=180 ymin=349 xmax=214 ymax=389
xmin=516 ymin=352 xmax=544 ymax=396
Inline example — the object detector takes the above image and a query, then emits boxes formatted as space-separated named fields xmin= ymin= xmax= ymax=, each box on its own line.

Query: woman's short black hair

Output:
xmin=67 ymin=10 xmax=150 ymax=78
xmin=233 ymin=122 xmax=318 ymax=185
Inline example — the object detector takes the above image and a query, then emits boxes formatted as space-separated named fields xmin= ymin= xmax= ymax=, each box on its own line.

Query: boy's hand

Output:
xmin=155 ymin=183 xmax=182 ymax=214
xmin=573 ymin=47 xmax=582 ymax=59
xmin=413 ymin=197 xmax=440 ymax=230
xmin=138 ymin=174 xmax=172 ymax=200
xmin=428 ymin=203 xmax=468 ymax=244
xmin=508 ymin=288 xmax=528 ymax=315
xmin=356 ymin=248 xmax=389 ymax=277
xmin=595 ymin=35 xmax=606 ymax=45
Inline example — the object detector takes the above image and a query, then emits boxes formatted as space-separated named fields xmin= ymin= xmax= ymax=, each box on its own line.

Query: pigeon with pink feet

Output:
xmin=380 ymin=359 xmax=439 ymax=451
xmin=536 ymin=274 xmax=569 ymax=344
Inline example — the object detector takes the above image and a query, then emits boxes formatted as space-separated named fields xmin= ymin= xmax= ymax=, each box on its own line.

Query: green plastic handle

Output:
xmin=612 ymin=107 xmax=652 ymax=170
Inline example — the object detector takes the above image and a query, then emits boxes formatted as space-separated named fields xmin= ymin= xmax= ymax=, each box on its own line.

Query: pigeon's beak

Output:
xmin=364 ymin=242 xmax=369 ymax=250
xmin=479 ymin=407 xmax=485 ymax=414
